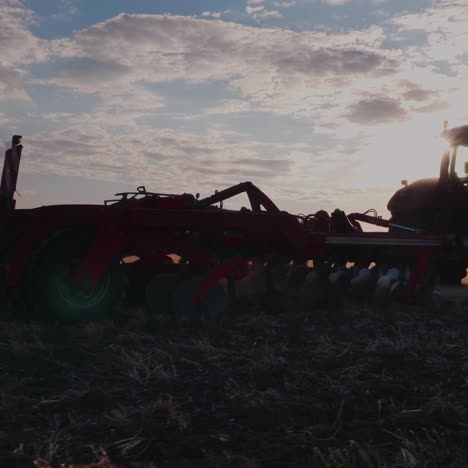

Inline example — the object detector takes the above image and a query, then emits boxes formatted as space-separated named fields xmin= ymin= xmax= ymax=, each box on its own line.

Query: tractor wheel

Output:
xmin=26 ymin=230 xmax=126 ymax=322
xmin=439 ymin=263 xmax=467 ymax=286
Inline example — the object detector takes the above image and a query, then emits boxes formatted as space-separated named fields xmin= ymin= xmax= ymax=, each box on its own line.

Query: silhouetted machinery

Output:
xmin=1 ymin=126 xmax=467 ymax=323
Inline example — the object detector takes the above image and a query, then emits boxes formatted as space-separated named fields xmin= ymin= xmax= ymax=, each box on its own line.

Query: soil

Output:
xmin=1 ymin=295 xmax=468 ymax=467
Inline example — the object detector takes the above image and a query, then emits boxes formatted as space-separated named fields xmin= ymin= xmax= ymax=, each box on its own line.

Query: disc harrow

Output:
xmin=0 ymin=134 xmax=467 ymax=322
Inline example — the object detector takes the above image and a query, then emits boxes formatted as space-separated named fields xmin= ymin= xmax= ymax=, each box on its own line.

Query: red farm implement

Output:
xmin=1 ymin=131 xmax=468 ymax=322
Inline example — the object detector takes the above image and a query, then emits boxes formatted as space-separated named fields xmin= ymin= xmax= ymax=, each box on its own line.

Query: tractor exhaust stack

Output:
xmin=0 ymin=135 xmax=23 ymax=210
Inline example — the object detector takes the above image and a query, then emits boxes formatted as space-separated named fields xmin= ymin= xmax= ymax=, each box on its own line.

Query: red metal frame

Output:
xmin=0 ymin=137 xmax=466 ymax=307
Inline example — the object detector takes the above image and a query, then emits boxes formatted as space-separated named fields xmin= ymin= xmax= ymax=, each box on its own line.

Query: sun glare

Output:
xmin=351 ymin=116 xmax=451 ymax=190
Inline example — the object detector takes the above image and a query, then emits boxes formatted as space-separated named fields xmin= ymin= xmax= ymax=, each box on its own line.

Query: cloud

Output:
xmin=8 ymin=2 xmax=467 ymax=215
xmin=54 ymin=58 xmax=132 ymax=88
xmin=204 ymin=99 xmax=253 ymax=115
xmin=345 ymin=97 xmax=407 ymax=124
xmin=19 ymin=109 xmax=365 ymax=213
xmin=201 ymin=11 xmax=222 ymax=18
xmin=246 ymin=5 xmax=265 ymax=14
xmin=103 ymin=89 xmax=164 ymax=111
xmin=389 ymin=1 xmax=468 ymax=69
xmin=21 ymin=119 xmax=297 ymax=194
xmin=245 ymin=4 xmax=282 ymax=18
xmin=31 ymin=58 xmax=166 ymax=119
xmin=0 ymin=1 xmax=45 ymax=65
xmin=323 ymin=0 xmax=351 ymax=5
xmin=192 ymin=156 xmax=291 ymax=178
xmin=274 ymin=48 xmax=397 ymax=76
xmin=232 ymin=157 xmax=291 ymax=171
xmin=382 ymin=0 xmax=468 ymax=126
xmin=258 ymin=10 xmax=282 ymax=18
xmin=398 ymin=80 xmax=438 ymax=102
xmin=403 ymin=88 xmax=436 ymax=102
xmin=42 ymin=14 xmax=398 ymax=120
xmin=411 ymin=100 xmax=448 ymax=114
xmin=274 ymin=1 xmax=296 ymax=7
xmin=0 ymin=112 xmax=11 ymax=126
xmin=0 ymin=63 xmax=25 ymax=97
xmin=0 ymin=0 xmax=48 ymax=100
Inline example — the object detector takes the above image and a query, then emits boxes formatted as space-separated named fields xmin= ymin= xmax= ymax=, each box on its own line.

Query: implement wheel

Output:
xmin=439 ymin=263 xmax=467 ymax=286
xmin=26 ymin=230 xmax=126 ymax=322
xmin=173 ymin=275 xmax=227 ymax=322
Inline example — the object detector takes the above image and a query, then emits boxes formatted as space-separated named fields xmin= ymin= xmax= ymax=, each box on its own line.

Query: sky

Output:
xmin=1 ymin=0 xmax=467 ymax=217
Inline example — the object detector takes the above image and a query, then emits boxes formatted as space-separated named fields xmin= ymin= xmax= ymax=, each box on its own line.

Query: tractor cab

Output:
xmin=387 ymin=122 xmax=468 ymax=234
xmin=442 ymin=124 xmax=468 ymax=183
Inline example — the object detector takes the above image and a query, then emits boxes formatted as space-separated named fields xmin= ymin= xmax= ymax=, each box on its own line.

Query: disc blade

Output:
xmin=301 ymin=268 xmax=328 ymax=306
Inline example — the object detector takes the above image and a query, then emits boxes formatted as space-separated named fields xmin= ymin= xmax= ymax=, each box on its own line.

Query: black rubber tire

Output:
xmin=25 ymin=229 xmax=126 ymax=322
xmin=439 ymin=263 xmax=467 ymax=286
xmin=414 ymin=264 xmax=438 ymax=304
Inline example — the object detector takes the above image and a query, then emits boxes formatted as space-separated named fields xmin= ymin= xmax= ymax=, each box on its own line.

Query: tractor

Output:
xmin=387 ymin=123 xmax=468 ymax=283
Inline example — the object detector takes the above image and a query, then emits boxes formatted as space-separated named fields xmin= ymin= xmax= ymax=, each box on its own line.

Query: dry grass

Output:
xmin=1 ymin=297 xmax=468 ymax=467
